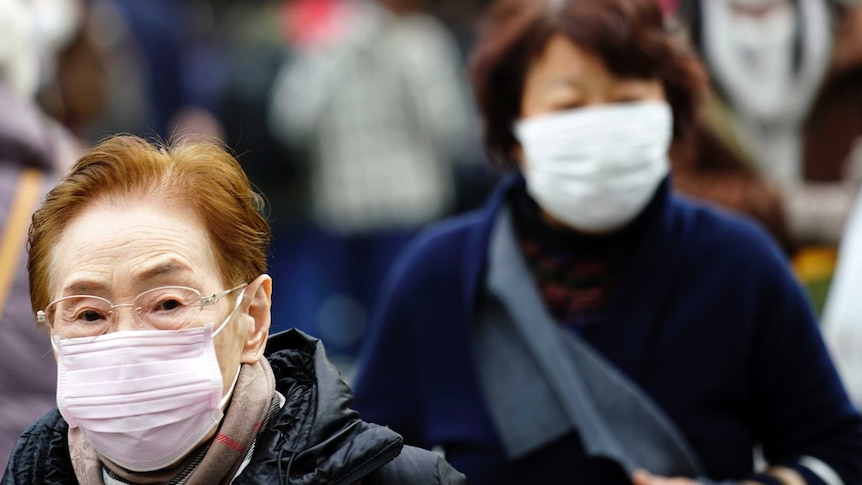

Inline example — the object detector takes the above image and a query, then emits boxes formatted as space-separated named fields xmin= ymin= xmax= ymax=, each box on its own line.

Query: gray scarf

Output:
xmin=473 ymin=206 xmax=715 ymax=479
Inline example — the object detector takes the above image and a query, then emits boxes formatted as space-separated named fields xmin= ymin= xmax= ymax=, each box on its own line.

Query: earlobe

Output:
xmin=512 ymin=144 xmax=527 ymax=170
xmin=240 ymin=274 xmax=272 ymax=364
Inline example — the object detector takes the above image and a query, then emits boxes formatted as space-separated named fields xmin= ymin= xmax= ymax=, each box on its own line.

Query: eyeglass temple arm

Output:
xmin=200 ymin=283 xmax=247 ymax=306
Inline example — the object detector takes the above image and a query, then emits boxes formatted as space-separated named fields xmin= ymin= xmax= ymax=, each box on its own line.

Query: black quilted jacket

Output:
xmin=2 ymin=329 xmax=465 ymax=485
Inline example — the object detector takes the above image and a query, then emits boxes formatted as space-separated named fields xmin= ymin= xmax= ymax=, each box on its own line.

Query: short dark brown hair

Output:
xmin=469 ymin=0 xmax=708 ymax=167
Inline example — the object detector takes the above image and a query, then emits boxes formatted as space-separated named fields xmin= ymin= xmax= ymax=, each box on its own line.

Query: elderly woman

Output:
xmin=1 ymin=135 xmax=465 ymax=485
xmin=350 ymin=0 xmax=862 ymax=484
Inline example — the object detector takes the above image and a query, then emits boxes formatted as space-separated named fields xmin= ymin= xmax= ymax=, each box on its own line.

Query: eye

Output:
xmin=149 ymin=295 xmax=192 ymax=314
xmin=67 ymin=305 xmax=110 ymax=324
xmin=611 ymin=79 xmax=662 ymax=103
xmin=51 ymin=299 xmax=111 ymax=336
xmin=135 ymin=287 xmax=202 ymax=325
xmin=79 ymin=309 xmax=106 ymax=322
xmin=550 ymin=101 xmax=584 ymax=112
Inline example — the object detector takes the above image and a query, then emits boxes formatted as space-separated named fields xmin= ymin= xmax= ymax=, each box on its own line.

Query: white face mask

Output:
xmin=53 ymin=289 xmax=245 ymax=472
xmin=514 ymin=100 xmax=672 ymax=233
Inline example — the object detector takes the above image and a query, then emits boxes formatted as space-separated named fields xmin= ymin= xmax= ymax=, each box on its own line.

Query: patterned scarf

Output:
xmin=511 ymin=183 xmax=643 ymax=333
xmin=68 ymin=358 xmax=276 ymax=485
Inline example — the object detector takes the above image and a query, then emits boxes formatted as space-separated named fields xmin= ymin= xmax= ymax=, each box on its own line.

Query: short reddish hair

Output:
xmin=470 ymin=0 xmax=708 ymax=167
xmin=28 ymin=135 xmax=272 ymax=320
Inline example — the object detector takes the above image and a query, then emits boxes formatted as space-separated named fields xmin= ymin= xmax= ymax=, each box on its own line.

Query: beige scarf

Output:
xmin=68 ymin=358 xmax=276 ymax=485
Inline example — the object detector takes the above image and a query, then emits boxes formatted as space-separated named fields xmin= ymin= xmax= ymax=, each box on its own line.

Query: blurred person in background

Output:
xmin=0 ymin=0 xmax=83 ymax=466
xmin=420 ymin=0 xmax=488 ymax=55
xmin=216 ymin=0 xmax=309 ymax=236
xmin=2 ymin=134 xmax=465 ymax=484
xmin=47 ymin=0 xmax=227 ymax=144
xmin=422 ymin=0 xmax=505 ymax=217
xmin=673 ymin=0 xmax=862 ymax=312
xmin=35 ymin=0 xmax=109 ymax=142
xmin=267 ymin=0 xmax=474 ymax=367
xmin=105 ymin=0 xmax=226 ymax=141
xmin=351 ymin=0 xmax=862 ymax=483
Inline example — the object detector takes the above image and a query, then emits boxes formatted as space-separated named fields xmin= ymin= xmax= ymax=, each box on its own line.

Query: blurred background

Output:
xmin=2 ymin=0 xmax=501 ymax=375
xmin=6 ymin=0 xmax=862 ymax=469
xmin=3 ymin=0 xmax=862 ymax=379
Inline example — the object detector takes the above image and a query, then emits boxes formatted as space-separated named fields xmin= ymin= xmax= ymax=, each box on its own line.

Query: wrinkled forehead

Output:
xmin=47 ymin=195 xmax=220 ymax=296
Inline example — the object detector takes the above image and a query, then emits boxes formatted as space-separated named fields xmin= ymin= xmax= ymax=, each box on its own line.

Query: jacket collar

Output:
xmin=257 ymin=329 xmax=403 ymax=484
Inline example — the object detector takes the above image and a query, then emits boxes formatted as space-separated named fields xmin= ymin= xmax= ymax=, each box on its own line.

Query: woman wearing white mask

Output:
xmin=2 ymin=135 xmax=466 ymax=484
xmin=351 ymin=0 xmax=862 ymax=484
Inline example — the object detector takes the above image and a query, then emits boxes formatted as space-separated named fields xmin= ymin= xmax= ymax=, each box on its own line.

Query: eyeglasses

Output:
xmin=38 ymin=284 xmax=248 ymax=338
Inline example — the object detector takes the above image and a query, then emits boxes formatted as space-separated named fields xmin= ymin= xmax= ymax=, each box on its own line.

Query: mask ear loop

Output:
xmin=219 ymin=364 xmax=242 ymax=411
xmin=211 ymin=286 xmax=247 ymax=410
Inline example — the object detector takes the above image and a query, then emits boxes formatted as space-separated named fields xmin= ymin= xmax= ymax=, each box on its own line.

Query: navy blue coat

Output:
xmin=352 ymin=175 xmax=862 ymax=484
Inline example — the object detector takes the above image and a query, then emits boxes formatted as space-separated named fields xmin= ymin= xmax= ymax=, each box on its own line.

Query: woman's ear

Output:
xmin=240 ymin=274 xmax=272 ymax=364
xmin=511 ymin=144 xmax=528 ymax=171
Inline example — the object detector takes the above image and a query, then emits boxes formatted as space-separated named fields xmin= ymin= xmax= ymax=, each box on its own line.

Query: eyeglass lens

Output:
xmin=47 ymin=287 xmax=205 ymax=338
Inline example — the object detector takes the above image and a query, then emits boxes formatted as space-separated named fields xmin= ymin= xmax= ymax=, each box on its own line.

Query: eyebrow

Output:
xmin=131 ymin=261 xmax=194 ymax=282
xmin=545 ymin=78 xmax=584 ymax=90
xmin=61 ymin=262 xmax=194 ymax=296
xmin=63 ymin=280 xmax=108 ymax=295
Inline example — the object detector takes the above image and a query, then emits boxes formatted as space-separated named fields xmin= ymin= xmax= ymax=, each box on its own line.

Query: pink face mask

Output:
xmin=53 ymin=290 xmax=244 ymax=472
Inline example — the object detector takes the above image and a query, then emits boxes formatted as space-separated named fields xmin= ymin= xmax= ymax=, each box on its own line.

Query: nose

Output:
xmin=110 ymin=303 xmax=140 ymax=332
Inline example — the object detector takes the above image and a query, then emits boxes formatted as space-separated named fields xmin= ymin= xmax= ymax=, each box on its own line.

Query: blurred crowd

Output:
xmin=4 ymin=0 xmax=862 ymax=475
